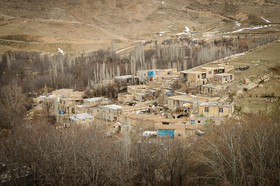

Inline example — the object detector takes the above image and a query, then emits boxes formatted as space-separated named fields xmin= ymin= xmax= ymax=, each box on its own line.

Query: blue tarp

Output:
xmin=59 ymin=110 xmax=65 ymax=114
xmin=158 ymin=129 xmax=175 ymax=137
xmin=147 ymin=71 xmax=154 ymax=77
xmin=165 ymin=91 xmax=173 ymax=96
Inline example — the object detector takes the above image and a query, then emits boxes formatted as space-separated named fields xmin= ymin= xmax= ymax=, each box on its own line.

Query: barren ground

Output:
xmin=0 ymin=0 xmax=279 ymax=53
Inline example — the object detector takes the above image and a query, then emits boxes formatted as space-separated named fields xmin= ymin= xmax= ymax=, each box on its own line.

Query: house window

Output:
xmin=198 ymin=75 xmax=200 ymax=79
xmin=169 ymin=100 xmax=171 ymax=105
xmin=230 ymin=75 xmax=233 ymax=80
xmin=109 ymin=116 xmax=111 ymax=121
xmin=198 ymin=120 xmax=201 ymax=124
xmin=191 ymin=120 xmax=195 ymax=124
xmin=219 ymin=108 xmax=223 ymax=113
xmin=173 ymin=100 xmax=175 ymax=105
xmin=204 ymin=107 xmax=209 ymax=112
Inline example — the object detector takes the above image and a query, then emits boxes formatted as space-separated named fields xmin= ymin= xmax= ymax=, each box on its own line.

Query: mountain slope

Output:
xmin=0 ymin=0 xmax=279 ymax=53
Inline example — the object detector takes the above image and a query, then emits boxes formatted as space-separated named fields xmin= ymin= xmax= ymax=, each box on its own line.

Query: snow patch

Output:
xmin=197 ymin=129 xmax=205 ymax=134
xmin=185 ymin=26 xmax=190 ymax=33
xmin=235 ymin=21 xmax=241 ymax=27
xmin=261 ymin=16 xmax=271 ymax=23
xmin=229 ymin=24 xmax=272 ymax=33
xmin=176 ymin=25 xmax=191 ymax=36
xmin=142 ymin=131 xmax=157 ymax=137
xmin=58 ymin=48 xmax=64 ymax=55
xmin=116 ymin=45 xmax=137 ymax=54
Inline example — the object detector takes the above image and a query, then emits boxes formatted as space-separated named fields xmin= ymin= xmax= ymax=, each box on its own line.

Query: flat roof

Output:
xmin=104 ymin=104 xmax=123 ymax=110
xmin=89 ymin=107 xmax=101 ymax=111
xmin=168 ymin=94 xmax=210 ymax=101
xmin=75 ymin=105 xmax=85 ymax=108
xmin=180 ymin=70 xmax=206 ymax=74
xmin=70 ymin=113 xmax=93 ymax=121
xmin=84 ymin=97 xmax=104 ymax=102
xmin=200 ymin=102 xmax=234 ymax=107
xmin=122 ymin=113 xmax=164 ymax=122
xmin=135 ymin=93 xmax=146 ymax=96
xmin=120 ymin=105 xmax=150 ymax=112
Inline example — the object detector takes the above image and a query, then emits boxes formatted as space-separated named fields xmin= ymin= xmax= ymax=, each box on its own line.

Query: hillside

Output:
xmin=0 ymin=0 xmax=280 ymax=53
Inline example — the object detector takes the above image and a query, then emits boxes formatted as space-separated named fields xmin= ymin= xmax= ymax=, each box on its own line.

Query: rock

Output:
xmin=236 ymin=90 xmax=243 ymax=96
xmin=246 ymin=83 xmax=258 ymax=91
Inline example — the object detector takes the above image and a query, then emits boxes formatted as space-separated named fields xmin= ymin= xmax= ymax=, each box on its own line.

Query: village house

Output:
xmin=102 ymin=104 xmax=123 ymax=122
xmin=156 ymin=118 xmax=206 ymax=139
xmin=52 ymin=89 xmax=84 ymax=114
xmin=69 ymin=113 xmax=94 ymax=126
xmin=119 ymin=105 xmax=151 ymax=115
xmin=123 ymin=85 xmax=159 ymax=102
xmin=136 ymin=69 xmax=178 ymax=83
xmin=118 ymin=112 xmax=164 ymax=134
xmin=188 ymin=114 xmax=225 ymax=125
xmin=127 ymin=85 xmax=150 ymax=96
xmin=84 ymin=97 xmax=109 ymax=107
xmin=74 ymin=105 xmax=102 ymax=116
xmin=87 ymin=107 xmax=102 ymax=116
xmin=113 ymin=75 xmax=140 ymax=88
xmin=199 ymin=102 xmax=234 ymax=117
xmin=74 ymin=97 xmax=108 ymax=116
xmin=118 ymin=93 xmax=134 ymax=103
xmin=58 ymin=95 xmax=84 ymax=114
xmin=213 ymin=73 xmax=234 ymax=83
xmin=199 ymin=84 xmax=225 ymax=95
xmin=180 ymin=64 xmax=234 ymax=87
xmin=137 ymin=69 xmax=159 ymax=82
xmin=180 ymin=70 xmax=208 ymax=86
xmin=167 ymin=94 xmax=217 ymax=112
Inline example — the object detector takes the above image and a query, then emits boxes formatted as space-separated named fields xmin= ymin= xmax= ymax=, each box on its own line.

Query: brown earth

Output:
xmin=218 ymin=40 xmax=280 ymax=115
xmin=0 ymin=0 xmax=280 ymax=53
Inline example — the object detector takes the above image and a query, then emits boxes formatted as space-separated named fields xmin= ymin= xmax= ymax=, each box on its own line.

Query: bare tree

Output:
xmin=0 ymin=83 xmax=27 ymax=128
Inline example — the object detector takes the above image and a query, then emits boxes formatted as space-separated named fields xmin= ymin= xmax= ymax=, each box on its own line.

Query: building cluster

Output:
xmin=33 ymin=63 xmax=236 ymax=139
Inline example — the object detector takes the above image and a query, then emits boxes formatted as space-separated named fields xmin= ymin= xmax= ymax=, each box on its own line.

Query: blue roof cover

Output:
xmin=158 ymin=129 xmax=174 ymax=137
xmin=147 ymin=71 xmax=154 ymax=77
